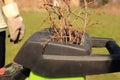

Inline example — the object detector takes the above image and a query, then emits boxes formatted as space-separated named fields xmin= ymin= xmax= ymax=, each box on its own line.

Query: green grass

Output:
xmin=6 ymin=10 xmax=120 ymax=80
xmin=86 ymin=12 xmax=120 ymax=80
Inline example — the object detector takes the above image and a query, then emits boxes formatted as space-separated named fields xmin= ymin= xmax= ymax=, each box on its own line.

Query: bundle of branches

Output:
xmin=43 ymin=0 xmax=89 ymax=45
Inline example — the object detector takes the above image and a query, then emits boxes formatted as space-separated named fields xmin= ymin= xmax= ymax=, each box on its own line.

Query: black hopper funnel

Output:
xmin=14 ymin=28 xmax=120 ymax=77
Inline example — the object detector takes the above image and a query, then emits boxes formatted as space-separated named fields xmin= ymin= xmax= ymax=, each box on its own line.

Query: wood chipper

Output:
xmin=2 ymin=28 xmax=119 ymax=80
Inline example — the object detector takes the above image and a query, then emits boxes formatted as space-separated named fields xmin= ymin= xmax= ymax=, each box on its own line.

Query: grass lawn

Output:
xmin=6 ymin=10 xmax=120 ymax=80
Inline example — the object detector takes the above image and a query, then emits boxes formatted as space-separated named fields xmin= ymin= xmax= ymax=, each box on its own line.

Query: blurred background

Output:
xmin=15 ymin=0 xmax=120 ymax=15
xmin=3 ymin=0 xmax=120 ymax=80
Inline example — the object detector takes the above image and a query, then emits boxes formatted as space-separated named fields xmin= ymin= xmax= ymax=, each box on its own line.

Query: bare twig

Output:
xmin=81 ymin=0 xmax=88 ymax=45
xmin=42 ymin=0 xmax=89 ymax=46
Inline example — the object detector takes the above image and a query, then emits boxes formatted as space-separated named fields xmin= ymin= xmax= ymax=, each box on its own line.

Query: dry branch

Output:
xmin=42 ymin=0 xmax=89 ymax=46
xmin=81 ymin=0 xmax=88 ymax=45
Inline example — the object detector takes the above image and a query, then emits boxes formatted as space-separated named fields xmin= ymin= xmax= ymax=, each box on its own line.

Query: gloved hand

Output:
xmin=7 ymin=16 xmax=25 ymax=42
xmin=2 ymin=2 xmax=25 ymax=43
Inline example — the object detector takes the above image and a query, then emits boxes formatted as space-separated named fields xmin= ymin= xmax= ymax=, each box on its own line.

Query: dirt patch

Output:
xmin=16 ymin=0 xmax=81 ymax=11
xmin=16 ymin=0 xmax=44 ymax=11
xmin=103 ymin=3 xmax=120 ymax=16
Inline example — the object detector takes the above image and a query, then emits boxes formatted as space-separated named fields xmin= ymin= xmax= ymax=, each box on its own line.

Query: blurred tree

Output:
xmin=111 ymin=0 xmax=120 ymax=3
xmin=79 ymin=0 xmax=109 ymax=7
xmin=94 ymin=0 xmax=110 ymax=7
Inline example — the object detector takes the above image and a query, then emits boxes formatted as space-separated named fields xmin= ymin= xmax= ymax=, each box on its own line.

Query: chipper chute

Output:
xmin=14 ymin=28 xmax=120 ymax=80
xmin=1 ymin=28 xmax=120 ymax=80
